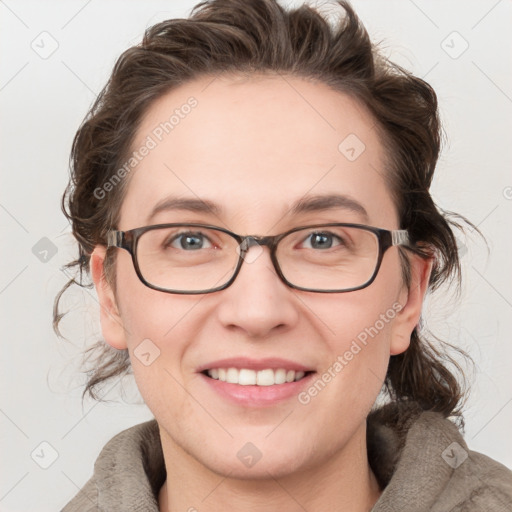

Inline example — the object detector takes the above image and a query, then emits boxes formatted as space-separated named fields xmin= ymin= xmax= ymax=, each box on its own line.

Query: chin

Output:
xmin=193 ymin=438 xmax=316 ymax=481
xmin=205 ymin=455 xmax=304 ymax=481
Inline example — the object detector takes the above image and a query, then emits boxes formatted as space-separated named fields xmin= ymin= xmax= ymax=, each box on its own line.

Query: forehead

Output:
xmin=120 ymin=74 xmax=397 ymax=231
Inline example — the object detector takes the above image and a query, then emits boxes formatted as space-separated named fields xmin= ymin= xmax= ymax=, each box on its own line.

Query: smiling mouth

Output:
xmin=202 ymin=368 xmax=314 ymax=386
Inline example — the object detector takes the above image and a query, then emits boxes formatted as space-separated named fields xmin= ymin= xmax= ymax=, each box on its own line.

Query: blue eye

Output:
xmin=303 ymin=232 xmax=342 ymax=249
xmin=169 ymin=232 xmax=213 ymax=250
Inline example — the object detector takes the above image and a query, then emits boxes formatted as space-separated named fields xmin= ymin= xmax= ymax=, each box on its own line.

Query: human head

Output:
xmin=56 ymin=0 xmax=465 ymax=425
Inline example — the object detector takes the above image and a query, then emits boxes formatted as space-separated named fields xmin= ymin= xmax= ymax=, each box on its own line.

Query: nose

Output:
xmin=215 ymin=244 xmax=300 ymax=339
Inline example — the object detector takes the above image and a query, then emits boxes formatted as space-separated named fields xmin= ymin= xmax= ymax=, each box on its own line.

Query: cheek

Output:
xmin=113 ymin=254 xmax=204 ymax=398
xmin=305 ymin=291 xmax=399 ymax=383
xmin=114 ymin=250 xmax=200 ymax=341
xmin=298 ymin=259 xmax=404 ymax=407
xmin=307 ymin=257 xmax=403 ymax=354
xmin=116 ymin=289 xmax=208 ymax=426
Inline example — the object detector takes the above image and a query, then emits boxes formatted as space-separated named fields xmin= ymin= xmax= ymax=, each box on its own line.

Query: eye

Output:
xmin=302 ymin=231 xmax=343 ymax=250
xmin=167 ymin=231 xmax=213 ymax=250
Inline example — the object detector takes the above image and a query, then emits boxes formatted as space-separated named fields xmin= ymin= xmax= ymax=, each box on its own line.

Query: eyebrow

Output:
xmin=147 ymin=193 xmax=368 ymax=223
xmin=289 ymin=194 xmax=369 ymax=221
xmin=148 ymin=196 xmax=221 ymax=222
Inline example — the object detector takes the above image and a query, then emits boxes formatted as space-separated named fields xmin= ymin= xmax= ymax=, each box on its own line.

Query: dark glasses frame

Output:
xmin=107 ymin=223 xmax=410 ymax=294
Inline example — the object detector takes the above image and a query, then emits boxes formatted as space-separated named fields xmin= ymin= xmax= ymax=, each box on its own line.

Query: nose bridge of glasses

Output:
xmin=238 ymin=235 xmax=275 ymax=253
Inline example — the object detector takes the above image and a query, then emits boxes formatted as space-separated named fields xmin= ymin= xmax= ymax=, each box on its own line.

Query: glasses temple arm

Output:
xmin=107 ymin=230 xmax=123 ymax=248
xmin=391 ymin=230 xmax=409 ymax=246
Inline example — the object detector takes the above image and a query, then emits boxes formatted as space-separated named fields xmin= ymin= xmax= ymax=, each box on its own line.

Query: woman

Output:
xmin=58 ymin=0 xmax=512 ymax=510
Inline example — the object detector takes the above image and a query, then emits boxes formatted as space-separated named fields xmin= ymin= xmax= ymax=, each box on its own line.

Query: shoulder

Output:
xmin=61 ymin=419 xmax=165 ymax=512
xmin=411 ymin=412 xmax=512 ymax=511
xmin=369 ymin=402 xmax=512 ymax=511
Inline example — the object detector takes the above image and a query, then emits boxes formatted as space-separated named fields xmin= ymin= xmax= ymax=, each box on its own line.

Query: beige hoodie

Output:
xmin=62 ymin=402 xmax=512 ymax=511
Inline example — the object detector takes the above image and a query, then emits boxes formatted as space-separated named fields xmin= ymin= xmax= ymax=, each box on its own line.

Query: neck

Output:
xmin=158 ymin=423 xmax=381 ymax=512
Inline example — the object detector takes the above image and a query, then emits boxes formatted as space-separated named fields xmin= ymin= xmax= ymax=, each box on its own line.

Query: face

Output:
xmin=93 ymin=74 xmax=428 ymax=480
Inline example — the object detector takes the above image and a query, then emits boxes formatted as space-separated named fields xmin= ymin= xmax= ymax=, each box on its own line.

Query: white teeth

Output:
xmin=238 ymin=369 xmax=256 ymax=385
xmin=206 ymin=367 xmax=309 ymax=385
xmin=226 ymin=368 xmax=239 ymax=384
xmin=274 ymin=368 xmax=286 ymax=384
xmin=256 ymin=369 xmax=274 ymax=386
xmin=295 ymin=371 xmax=305 ymax=381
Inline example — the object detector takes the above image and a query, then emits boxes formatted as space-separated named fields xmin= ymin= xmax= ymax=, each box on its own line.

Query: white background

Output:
xmin=1 ymin=1 xmax=511 ymax=510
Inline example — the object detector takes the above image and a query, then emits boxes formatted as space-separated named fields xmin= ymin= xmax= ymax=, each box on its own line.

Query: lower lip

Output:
xmin=200 ymin=372 xmax=315 ymax=407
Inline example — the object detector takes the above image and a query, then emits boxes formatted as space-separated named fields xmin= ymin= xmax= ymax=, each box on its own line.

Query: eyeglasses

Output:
xmin=107 ymin=223 xmax=410 ymax=294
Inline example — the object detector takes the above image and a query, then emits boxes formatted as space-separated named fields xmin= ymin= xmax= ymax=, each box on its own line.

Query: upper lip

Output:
xmin=197 ymin=357 xmax=315 ymax=373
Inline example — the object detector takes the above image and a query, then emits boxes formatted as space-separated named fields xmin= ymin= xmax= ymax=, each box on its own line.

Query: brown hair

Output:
xmin=55 ymin=0 xmax=472 ymax=419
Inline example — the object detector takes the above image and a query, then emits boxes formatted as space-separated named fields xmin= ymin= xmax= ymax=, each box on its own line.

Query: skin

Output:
xmin=91 ymin=74 xmax=431 ymax=512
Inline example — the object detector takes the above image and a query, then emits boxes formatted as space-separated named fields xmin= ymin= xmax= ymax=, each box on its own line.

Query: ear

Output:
xmin=90 ymin=246 xmax=128 ymax=350
xmin=390 ymin=254 xmax=433 ymax=355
